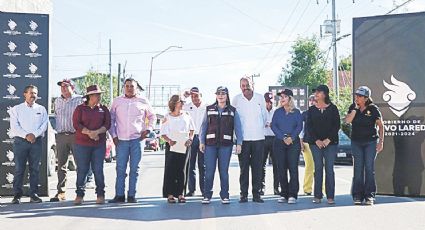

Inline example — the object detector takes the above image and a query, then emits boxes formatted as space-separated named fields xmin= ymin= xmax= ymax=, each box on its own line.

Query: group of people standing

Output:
xmin=161 ymin=77 xmax=384 ymax=206
xmin=8 ymin=75 xmax=384 ymax=207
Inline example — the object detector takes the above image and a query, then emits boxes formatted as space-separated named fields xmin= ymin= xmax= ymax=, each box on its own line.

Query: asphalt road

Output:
xmin=1 ymin=150 xmax=425 ymax=230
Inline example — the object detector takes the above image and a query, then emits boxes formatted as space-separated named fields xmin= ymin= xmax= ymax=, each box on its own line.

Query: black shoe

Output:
xmin=127 ymin=196 xmax=137 ymax=203
xmin=30 ymin=194 xmax=42 ymax=203
xmin=12 ymin=195 xmax=21 ymax=204
xmin=259 ymin=190 xmax=265 ymax=196
xmin=108 ymin=195 xmax=126 ymax=203
xmin=253 ymin=197 xmax=264 ymax=203
xmin=239 ymin=196 xmax=248 ymax=203
xmin=185 ymin=192 xmax=194 ymax=197
xmin=304 ymin=192 xmax=312 ymax=196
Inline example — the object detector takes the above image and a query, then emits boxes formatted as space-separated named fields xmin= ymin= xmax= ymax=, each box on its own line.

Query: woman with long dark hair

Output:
xmin=161 ymin=95 xmax=195 ymax=203
xmin=345 ymin=86 xmax=384 ymax=205
xmin=307 ymin=85 xmax=340 ymax=205
xmin=199 ymin=86 xmax=243 ymax=204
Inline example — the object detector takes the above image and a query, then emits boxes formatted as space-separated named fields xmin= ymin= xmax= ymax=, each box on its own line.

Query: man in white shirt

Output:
xmin=9 ymin=85 xmax=48 ymax=204
xmin=261 ymin=92 xmax=279 ymax=196
xmin=183 ymin=87 xmax=206 ymax=196
xmin=232 ymin=77 xmax=267 ymax=203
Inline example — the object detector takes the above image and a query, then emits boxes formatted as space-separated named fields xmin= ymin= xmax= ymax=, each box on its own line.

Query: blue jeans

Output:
xmin=273 ymin=138 xmax=301 ymax=199
xmin=351 ymin=140 xmax=377 ymax=200
xmin=204 ymin=145 xmax=233 ymax=199
xmin=13 ymin=137 xmax=42 ymax=197
xmin=188 ymin=135 xmax=204 ymax=194
xmin=115 ymin=138 xmax=143 ymax=197
xmin=74 ymin=143 xmax=106 ymax=197
xmin=310 ymin=144 xmax=337 ymax=199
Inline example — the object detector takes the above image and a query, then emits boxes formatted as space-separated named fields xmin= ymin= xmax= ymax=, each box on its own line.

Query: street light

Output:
xmin=148 ymin=45 xmax=182 ymax=100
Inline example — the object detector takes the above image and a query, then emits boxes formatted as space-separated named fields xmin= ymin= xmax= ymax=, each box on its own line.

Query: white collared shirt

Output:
xmin=10 ymin=101 xmax=48 ymax=138
xmin=264 ymin=107 xmax=275 ymax=136
xmin=232 ymin=92 xmax=267 ymax=141
xmin=183 ymin=101 xmax=206 ymax=135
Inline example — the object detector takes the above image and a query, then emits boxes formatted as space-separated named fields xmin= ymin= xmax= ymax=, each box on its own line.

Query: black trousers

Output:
xmin=262 ymin=136 xmax=279 ymax=193
xmin=238 ymin=140 xmax=265 ymax=198
xmin=162 ymin=144 xmax=190 ymax=197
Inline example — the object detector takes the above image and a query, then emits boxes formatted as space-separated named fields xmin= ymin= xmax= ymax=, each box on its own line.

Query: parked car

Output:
xmin=144 ymin=131 xmax=159 ymax=151
xmin=335 ymin=130 xmax=353 ymax=165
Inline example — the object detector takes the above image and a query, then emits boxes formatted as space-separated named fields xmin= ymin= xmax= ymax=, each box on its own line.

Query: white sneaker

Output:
xmin=221 ymin=198 xmax=230 ymax=204
xmin=85 ymin=181 xmax=95 ymax=189
xmin=278 ymin=197 xmax=287 ymax=203
xmin=288 ymin=197 xmax=297 ymax=204
xmin=202 ymin=198 xmax=210 ymax=204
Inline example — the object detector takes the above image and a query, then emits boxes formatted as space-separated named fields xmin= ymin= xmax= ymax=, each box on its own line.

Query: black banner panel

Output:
xmin=0 ymin=12 xmax=49 ymax=196
xmin=353 ymin=12 xmax=425 ymax=197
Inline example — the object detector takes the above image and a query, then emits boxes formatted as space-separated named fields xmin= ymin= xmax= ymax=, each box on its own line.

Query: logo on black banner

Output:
xmin=3 ymin=19 xmax=21 ymax=35
xmin=25 ymin=20 xmax=42 ymax=36
xmin=25 ymin=63 xmax=41 ymax=79
xmin=3 ymin=62 xmax=21 ymax=78
xmin=2 ymin=128 xmax=14 ymax=144
xmin=3 ymin=41 xmax=21 ymax=57
xmin=2 ymin=106 xmax=12 ymax=122
xmin=383 ymin=75 xmax=416 ymax=117
xmin=3 ymin=84 xmax=19 ymax=100
xmin=1 ymin=173 xmax=14 ymax=189
xmin=2 ymin=150 xmax=15 ymax=166
xmin=25 ymin=42 xmax=41 ymax=57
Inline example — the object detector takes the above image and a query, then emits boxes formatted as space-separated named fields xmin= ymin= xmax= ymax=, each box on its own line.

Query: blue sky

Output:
xmin=50 ymin=0 xmax=425 ymax=104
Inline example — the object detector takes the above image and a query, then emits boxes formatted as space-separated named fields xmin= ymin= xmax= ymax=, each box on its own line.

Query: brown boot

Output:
xmin=74 ymin=196 xmax=83 ymax=205
xmin=96 ymin=196 xmax=105 ymax=204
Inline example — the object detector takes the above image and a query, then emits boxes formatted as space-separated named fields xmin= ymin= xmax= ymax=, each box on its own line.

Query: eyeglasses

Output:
xmin=216 ymin=92 xmax=227 ymax=96
xmin=179 ymin=100 xmax=185 ymax=104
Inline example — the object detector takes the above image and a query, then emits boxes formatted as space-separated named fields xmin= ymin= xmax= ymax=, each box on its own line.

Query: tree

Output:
xmin=74 ymin=71 xmax=119 ymax=106
xmin=338 ymin=55 xmax=352 ymax=72
xmin=278 ymin=36 xmax=329 ymax=90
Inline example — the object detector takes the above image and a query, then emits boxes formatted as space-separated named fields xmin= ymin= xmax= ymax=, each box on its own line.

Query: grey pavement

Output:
xmin=1 ymin=150 xmax=425 ymax=230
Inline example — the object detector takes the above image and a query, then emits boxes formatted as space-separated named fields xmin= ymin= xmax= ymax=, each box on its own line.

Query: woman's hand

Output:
xmin=323 ymin=139 xmax=331 ymax=147
xmin=199 ymin=144 xmax=205 ymax=153
xmin=315 ymin=140 xmax=325 ymax=149
xmin=185 ymin=139 xmax=193 ymax=147
xmin=235 ymin=145 xmax=242 ymax=154
xmin=284 ymin=137 xmax=293 ymax=145
xmin=376 ymin=141 xmax=384 ymax=153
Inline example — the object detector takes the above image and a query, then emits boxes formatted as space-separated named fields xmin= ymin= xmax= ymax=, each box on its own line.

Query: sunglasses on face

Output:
xmin=216 ymin=92 xmax=227 ymax=96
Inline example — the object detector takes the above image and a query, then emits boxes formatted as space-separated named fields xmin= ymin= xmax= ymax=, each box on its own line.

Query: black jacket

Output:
xmin=306 ymin=103 xmax=340 ymax=145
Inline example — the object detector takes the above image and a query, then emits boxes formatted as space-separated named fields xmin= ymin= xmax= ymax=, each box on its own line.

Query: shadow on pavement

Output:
xmin=1 ymin=194 xmax=423 ymax=222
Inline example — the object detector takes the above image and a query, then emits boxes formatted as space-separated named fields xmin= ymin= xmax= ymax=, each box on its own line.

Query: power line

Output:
xmin=52 ymin=41 xmax=295 ymax=58
xmin=220 ymin=0 xmax=278 ymax=32
xmin=257 ymin=0 xmax=314 ymax=74
xmin=386 ymin=0 xmax=415 ymax=14
xmin=251 ymin=0 xmax=303 ymax=73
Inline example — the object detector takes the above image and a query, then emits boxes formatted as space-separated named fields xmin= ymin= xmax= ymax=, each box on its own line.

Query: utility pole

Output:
xmin=117 ymin=63 xmax=121 ymax=97
xmin=109 ymin=39 xmax=113 ymax=104
xmin=331 ymin=0 xmax=339 ymax=102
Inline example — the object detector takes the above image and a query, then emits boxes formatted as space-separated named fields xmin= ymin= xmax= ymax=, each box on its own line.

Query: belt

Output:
xmin=58 ymin=132 xmax=75 ymax=135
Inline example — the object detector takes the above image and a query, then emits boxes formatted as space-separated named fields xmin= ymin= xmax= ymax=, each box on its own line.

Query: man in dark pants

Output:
xmin=261 ymin=92 xmax=279 ymax=195
xmin=183 ymin=87 xmax=206 ymax=196
xmin=9 ymin=85 xmax=48 ymax=204
xmin=232 ymin=77 xmax=267 ymax=203
xmin=50 ymin=79 xmax=83 ymax=202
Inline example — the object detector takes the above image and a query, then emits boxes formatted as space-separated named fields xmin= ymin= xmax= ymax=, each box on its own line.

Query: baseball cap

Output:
xmin=277 ymin=88 xmax=294 ymax=97
xmin=215 ymin=86 xmax=229 ymax=94
xmin=190 ymin=87 xmax=200 ymax=94
xmin=312 ymin=85 xmax=329 ymax=94
xmin=355 ymin=86 xmax=371 ymax=97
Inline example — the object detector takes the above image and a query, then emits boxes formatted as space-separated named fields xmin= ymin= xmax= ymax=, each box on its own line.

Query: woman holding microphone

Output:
xmin=345 ymin=86 xmax=384 ymax=205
